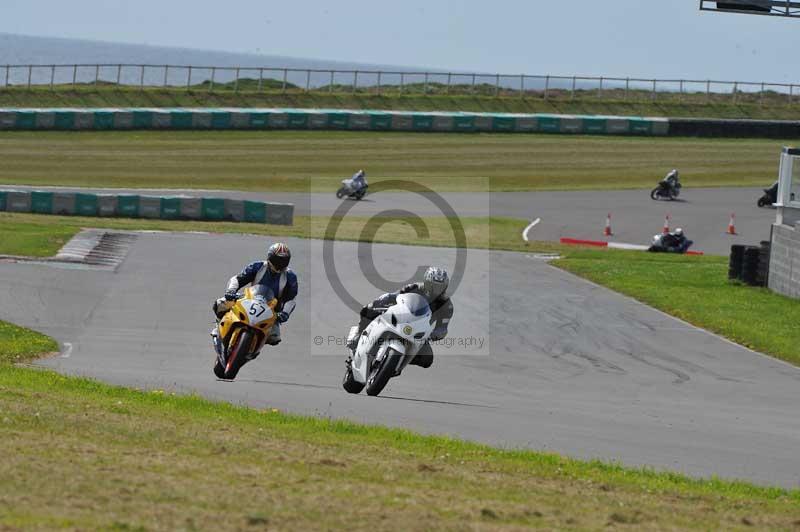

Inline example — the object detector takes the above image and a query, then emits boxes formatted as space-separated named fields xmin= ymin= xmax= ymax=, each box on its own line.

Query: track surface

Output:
xmin=1 ymin=185 xmax=776 ymax=255
xmin=3 ymin=232 xmax=799 ymax=488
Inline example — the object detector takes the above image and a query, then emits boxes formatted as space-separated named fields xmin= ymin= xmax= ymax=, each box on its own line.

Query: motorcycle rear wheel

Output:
xmin=366 ymin=348 xmax=403 ymax=397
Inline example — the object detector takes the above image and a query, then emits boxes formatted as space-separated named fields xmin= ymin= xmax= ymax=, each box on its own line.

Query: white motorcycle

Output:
xmin=342 ymin=293 xmax=434 ymax=396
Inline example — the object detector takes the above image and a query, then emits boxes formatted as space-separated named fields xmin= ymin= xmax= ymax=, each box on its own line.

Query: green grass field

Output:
xmin=1 ymin=333 xmax=799 ymax=530
xmin=0 ymin=130 xmax=794 ymax=192
xmin=2 ymin=85 xmax=800 ymax=120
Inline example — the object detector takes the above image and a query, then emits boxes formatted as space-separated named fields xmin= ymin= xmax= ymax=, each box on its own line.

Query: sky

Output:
xmin=0 ymin=0 xmax=798 ymax=82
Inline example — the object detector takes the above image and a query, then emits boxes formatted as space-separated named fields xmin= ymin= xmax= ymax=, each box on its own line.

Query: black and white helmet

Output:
xmin=267 ymin=242 xmax=291 ymax=272
xmin=423 ymin=266 xmax=449 ymax=300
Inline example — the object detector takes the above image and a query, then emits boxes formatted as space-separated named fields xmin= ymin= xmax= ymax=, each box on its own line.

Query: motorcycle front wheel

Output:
xmin=366 ymin=348 xmax=403 ymax=396
xmin=223 ymin=329 xmax=252 ymax=380
xmin=650 ymin=187 xmax=662 ymax=201
xmin=342 ymin=364 xmax=365 ymax=394
xmin=757 ymin=197 xmax=769 ymax=208
xmin=336 ymin=187 xmax=347 ymax=199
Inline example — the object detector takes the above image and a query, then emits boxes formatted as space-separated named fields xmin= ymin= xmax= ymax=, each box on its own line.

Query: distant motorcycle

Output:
xmin=757 ymin=181 xmax=794 ymax=207
xmin=648 ymin=233 xmax=693 ymax=254
xmin=650 ymin=178 xmax=681 ymax=201
xmin=336 ymin=170 xmax=369 ymax=200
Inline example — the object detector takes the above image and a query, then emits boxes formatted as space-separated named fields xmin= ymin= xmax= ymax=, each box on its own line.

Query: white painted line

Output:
xmin=608 ymin=242 xmax=650 ymax=251
xmin=522 ymin=218 xmax=541 ymax=242
xmin=61 ymin=342 xmax=73 ymax=358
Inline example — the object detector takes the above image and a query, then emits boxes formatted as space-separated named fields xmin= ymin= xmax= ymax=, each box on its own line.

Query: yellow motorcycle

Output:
xmin=212 ymin=285 xmax=279 ymax=380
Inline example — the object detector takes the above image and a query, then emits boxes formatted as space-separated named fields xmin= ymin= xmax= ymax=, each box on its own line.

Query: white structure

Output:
xmin=768 ymin=147 xmax=800 ymax=297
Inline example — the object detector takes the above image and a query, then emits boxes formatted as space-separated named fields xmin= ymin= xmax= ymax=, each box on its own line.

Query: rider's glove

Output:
xmin=277 ymin=311 xmax=289 ymax=324
xmin=224 ymin=289 xmax=238 ymax=302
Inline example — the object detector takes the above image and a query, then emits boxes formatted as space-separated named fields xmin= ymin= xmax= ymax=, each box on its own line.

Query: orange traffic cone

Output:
xmin=662 ymin=214 xmax=670 ymax=235
xmin=604 ymin=213 xmax=613 ymax=236
xmin=727 ymin=212 xmax=737 ymax=235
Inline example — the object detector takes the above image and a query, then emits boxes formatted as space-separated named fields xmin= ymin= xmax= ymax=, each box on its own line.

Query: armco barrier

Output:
xmin=0 ymin=108 xmax=673 ymax=136
xmin=0 ymin=190 xmax=293 ymax=225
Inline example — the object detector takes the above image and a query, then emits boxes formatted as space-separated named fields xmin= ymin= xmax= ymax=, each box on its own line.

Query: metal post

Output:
xmin=679 ymin=79 xmax=684 ymax=103
xmin=760 ymin=82 xmax=765 ymax=106
xmin=544 ymin=75 xmax=550 ymax=100
xmin=377 ymin=71 xmax=381 ymax=95
xmin=282 ymin=69 xmax=287 ymax=93
xmin=400 ymin=72 xmax=404 ymax=95
xmin=599 ymin=76 xmax=604 ymax=99
xmin=305 ymin=70 xmax=311 ymax=92
xmin=494 ymin=73 xmax=500 ymax=96
xmin=186 ymin=66 xmax=192 ymax=90
xmin=446 ymin=72 xmax=451 ymax=94
xmin=732 ymin=82 xmax=738 ymax=103
xmin=94 ymin=65 xmax=99 ymax=86
xmin=571 ymin=76 xmax=576 ymax=100
xmin=651 ymin=79 xmax=657 ymax=101
xmin=234 ymin=67 xmax=240 ymax=92
xmin=471 ymin=73 xmax=476 ymax=94
xmin=27 ymin=65 xmax=32 ymax=89
xmin=163 ymin=65 xmax=169 ymax=87
xmin=50 ymin=65 xmax=55 ymax=90
xmin=73 ymin=65 xmax=77 ymax=88
xmin=353 ymin=70 xmax=358 ymax=93
xmin=520 ymin=74 xmax=524 ymax=98
xmin=140 ymin=65 xmax=145 ymax=90
xmin=706 ymin=80 xmax=711 ymax=103
xmin=258 ymin=68 xmax=263 ymax=92
xmin=424 ymin=72 xmax=429 ymax=94
xmin=4 ymin=65 xmax=9 ymax=88
xmin=625 ymin=77 xmax=629 ymax=100
xmin=116 ymin=64 xmax=122 ymax=86
xmin=210 ymin=67 xmax=215 ymax=92
xmin=790 ymin=84 xmax=794 ymax=105
xmin=329 ymin=71 xmax=334 ymax=93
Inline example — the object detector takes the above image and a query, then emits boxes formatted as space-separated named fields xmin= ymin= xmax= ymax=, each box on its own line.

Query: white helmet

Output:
xmin=674 ymin=228 xmax=683 ymax=237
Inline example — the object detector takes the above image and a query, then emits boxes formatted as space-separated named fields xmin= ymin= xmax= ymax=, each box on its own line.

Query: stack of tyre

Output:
xmin=728 ymin=242 xmax=770 ymax=287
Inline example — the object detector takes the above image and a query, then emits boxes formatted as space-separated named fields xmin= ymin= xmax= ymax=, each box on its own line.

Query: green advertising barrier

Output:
xmin=160 ymin=197 xmax=181 ymax=219
xmin=266 ymin=203 xmax=294 ymax=225
xmin=0 ymin=190 xmax=6 ymax=211
xmin=538 ymin=116 xmax=561 ymax=133
xmin=15 ymin=112 xmax=36 ymax=129
xmin=170 ymin=111 xmax=193 ymax=129
xmin=54 ymin=111 xmax=75 ymax=130
xmin=211 ymin=112 xmax=231 ymax=129
xmin=93 ymin=112 xmax=115 ymax=130
xmin=52 ymin=192 xmax=76 ymax=215
xmin=117 ymin=195 xmax=140 ymax=217
xmin=30 ymin=191 xmax=54 ymax=214
xmin=75 ymin=193 xmax=98 ymax=216
xmin=629 ymin=119 xmax=653 ymax=135
xmin=286 ymin=112 xmax=309 ymax=128
xmin=328 ymin=112 xmax=350 ymax=129
xmin=452 ymin=115 xmax=476 ymax=132
xmin=583 ymin=117 xmax=608 ymax=134
xmin=6 ymin=191 xmax=31 ymax=212
xmin=370 ymin=113 xmax=393 ymax=130
xmin=132 ymin=111 xmax=153 ymax=129
xmin=491 ymin=116 xmax=516 ymax=132
xmin=201 ymin=198 xmax=226 ymax=220
xmin=244 ymin=201 xmax=267 ymax=223
xmin=411 ymin=114 xmax=434 ymax=131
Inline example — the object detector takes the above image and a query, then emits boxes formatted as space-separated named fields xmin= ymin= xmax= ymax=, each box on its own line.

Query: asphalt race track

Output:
xmin=1 ymin=185 xmax=778 ymax=255
xmin=2 ymin=232 xmax=799 ymax=488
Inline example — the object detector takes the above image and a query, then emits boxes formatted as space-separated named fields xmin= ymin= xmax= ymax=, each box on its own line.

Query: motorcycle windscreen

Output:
xmin=401 ymin=293 xmax=431 ymax=317
xmin=249 ymin=284 xmax=277 ymax=305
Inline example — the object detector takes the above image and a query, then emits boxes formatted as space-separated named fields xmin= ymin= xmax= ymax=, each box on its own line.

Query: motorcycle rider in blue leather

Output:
xmin=211 ymin=243 xmax=298 ymax=356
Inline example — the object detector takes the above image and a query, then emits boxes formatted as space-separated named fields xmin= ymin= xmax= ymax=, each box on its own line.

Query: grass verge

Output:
xmin=0 ymin=322 xmax=58 ymax=364
xmin=0 ymin=212 xmax=554 ymax=257
xmin=554 ymin=248 xmax=800 ymax=366
xmin=2 ymin=349 xmax=800 ymax=529
xmin=0 ymin=130 xmax=794 ymax=192
xmin=2 ymin=85 xmax=800 ymax=120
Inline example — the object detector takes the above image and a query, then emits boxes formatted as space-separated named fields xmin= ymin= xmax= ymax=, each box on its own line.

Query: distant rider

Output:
xmin=346 ymin=266 xmax=453 ymax=369
xmin=211 ymin=242 xmax=298 ymax=349
xmin=651 ymin=228 xmax=690 ymax=253
xmin=663 ymin=169 xmax=681 ymax=192
xmin=349 ymin=169 xmax=367 ymax=191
